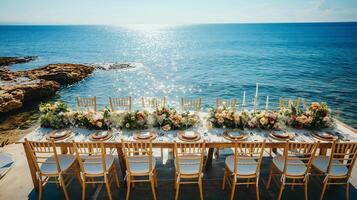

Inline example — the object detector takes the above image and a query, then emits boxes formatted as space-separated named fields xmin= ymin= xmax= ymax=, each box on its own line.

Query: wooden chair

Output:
xmin=312 ymin=141 xmax=357 ymax=200
xmin=266 ymin=142 xmax=319 ymax=200
xmin=279 ymin=97 xmax=300 ymax=111
xmin=72 ymin=142 xmax=120 ymax=200
xmin=216 ymin=98 xmax=237 ymax=110
xmin=109 ymin=96 xmax=132 ymax=112
xmin=121 ymin=140 xmax=157 ymax=200
xmin=181 ymin=97 xmax=202 ymax=112
xmin=222 ymin=141 xmax=266 ymax=200
xmin=25 ymin=139 xmax=78 ymax=200
xmin=174 ymin=141 xmax=206 ymax=200
xmin=76 ymin=96 xmax=97 ymax=112
xmin=141 ymin=97 xmax=167 ymax=110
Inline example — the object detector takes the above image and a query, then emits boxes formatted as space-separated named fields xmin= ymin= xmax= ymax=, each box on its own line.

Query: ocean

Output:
xmin=0 ymin=23 xmax=356 ymax=127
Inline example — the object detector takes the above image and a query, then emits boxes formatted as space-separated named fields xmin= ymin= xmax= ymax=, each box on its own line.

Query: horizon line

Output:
xmin=0 ymin=20 xmax=357 ymax=26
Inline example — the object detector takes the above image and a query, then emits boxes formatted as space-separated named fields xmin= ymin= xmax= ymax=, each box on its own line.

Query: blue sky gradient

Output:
xmin=0 ymin=0 xmax=357 ymax=25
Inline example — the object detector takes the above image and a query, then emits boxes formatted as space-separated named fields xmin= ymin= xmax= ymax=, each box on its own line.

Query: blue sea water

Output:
xmin=0 ymin=23 xmax=356 ymax=127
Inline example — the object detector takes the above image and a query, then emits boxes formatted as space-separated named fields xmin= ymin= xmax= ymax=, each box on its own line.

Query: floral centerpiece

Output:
xmin=107 ymin=110 xmax=149 ymax=130
xmin=207 ymin=106 xmax=246 ymax=129
xmin=39 ymin=101 xmax=70 ymax=129
xmin=71 ymin=110 xmax=110 ymax=130
xmin=248 ymin=110 xmax=286 ymax=130
xmin=152 ymin=107 xmax=199 ymax=131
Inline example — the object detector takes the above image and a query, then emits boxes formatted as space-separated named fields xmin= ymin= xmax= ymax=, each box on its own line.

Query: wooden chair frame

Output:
xmin=266 ymin=142 xmax=319 ymax=200
xmin=25 ymin=139 xmax=78 ymax=200
xmin=76 ymin=96 xmax=97 ymax=112
xmin=121 ymin=140 xmax=157 ymax=200
xmin=216 ymin=98 xmax=238 ymax=110
xmin=109 ymin=96 xmax=132 ymax=112
xmin=174 ymin=141 xmax=206 ymax=200
xmin=141 ymin=97 xmax=167 ymax=110
xmin=72 ymin=142 xmax=120 ymax=200
xmin=316 ymin=141 xmax=357 ymax=200
xmin=181 ymin=97 xmax=202 ymax=112
xmin=222 ymin=141 xmax=266 ymax=200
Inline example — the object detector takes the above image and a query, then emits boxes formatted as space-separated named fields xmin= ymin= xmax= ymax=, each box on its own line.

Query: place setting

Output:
xmin=311 ymin=130 xmax=338 ymax=142
xmin=222 ymin=129 xmax=249 ymax=141
xmin=45 ymin=129 xmax=73 ymax=141
xmin=177 ymin=130 xmax=201 ymax=142
xmin=133 ymin=131 xmax=157 ymax=141
xmin=268 ymin=130 xmax=295 ymax=141
xmin=89 ymin=130 xmax=113 ymax=141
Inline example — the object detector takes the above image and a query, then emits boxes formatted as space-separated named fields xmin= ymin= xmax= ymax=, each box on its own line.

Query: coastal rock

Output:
xmin=0 ymin=56 xmax=37 ymax=67
xmin=0 ymin=80 xmax=59 ymax=113
xmin=24 ymin=63 xmax=95 ymax=84
xmin=0 ymin=63 xmax=94 ymax=114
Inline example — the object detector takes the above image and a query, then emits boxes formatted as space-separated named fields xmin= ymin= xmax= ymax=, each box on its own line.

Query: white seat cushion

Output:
xmin=175 ymin=157 xmax=201 ymax=174
xmin=40 ymin=154 xmax=76 ymax=174
xmin=312 ymin=156 xmax=348 ymax=176
xmin=273 ymin=156 xmax=307 ymax=176
xmin=83 ymin=155 xmax=115 ymax=174
xmin=225 ymin=155 xmax=258 ymax=175
xmin=128 ymin=156 xmax=156 ymax=174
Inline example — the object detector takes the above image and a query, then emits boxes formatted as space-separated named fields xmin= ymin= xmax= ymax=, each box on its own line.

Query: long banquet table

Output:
xmin=18 ymin=112 xmax=357 ymax=191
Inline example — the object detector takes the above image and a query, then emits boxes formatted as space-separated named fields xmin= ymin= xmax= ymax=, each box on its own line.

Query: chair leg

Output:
xmin=105 ymin=176 xmax=113 ymax=200
xmin=126 ymin=176 xmax=131 ymax=200
xmin=320 ymin=179 xmax=328 ymax=200
xmin=60 ymin=175 xmax=70 ymax=200
xmin=255 ymin=178 xmax=260 ymax=200
xmin=113 ymin=167 xmax=120 ymax=188
xmin=175 ymin=181 xmax=180 ymax=200
xmin=81 ymin=181 xmax=86 ymax=200
xmin=154 ymin=169 xmax=158 ymax=188
xmin=199 ymin=176 xmax=204 ymax=200
xmin=174 ymin=173 xmax=177 ymax=189
xmin=230 ymin=177 xmax=237 ymax=200
xmin=277 ymin=182 xmax=285 ymax=200
xmin=304 ymin=177 xmax=309 ymax=200
xmin=345 ymin=182 xmax=349 ymax=200
xmin=38 ymin=181 xmax=43 ymax=200
xmin=150 ymin=175 xmax=157 ymax=200
xmin=266 ymin=164 xmax=274 ymax=190
xmin=222 ymin=167 xmax=227 ymax=190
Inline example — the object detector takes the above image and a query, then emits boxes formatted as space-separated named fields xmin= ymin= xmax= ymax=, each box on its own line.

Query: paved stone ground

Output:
xmin=1 ymin=144 xmax=356 ymax=200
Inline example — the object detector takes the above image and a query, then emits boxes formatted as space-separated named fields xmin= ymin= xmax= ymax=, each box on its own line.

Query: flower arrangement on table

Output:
xmin=39 ymin=102 xmax=70 ymax=129
xmin=152 ymin=107 xmax=199 ymax=131
xmin=207 ymin=106 xmax=250 ymax=129
xmin=39 ymin=101 xmax=334 ymax=131
xmin=290 ymin=102 xmax=333 ymax=129
xmin=107 ymin=110 xmax=149 ymax=130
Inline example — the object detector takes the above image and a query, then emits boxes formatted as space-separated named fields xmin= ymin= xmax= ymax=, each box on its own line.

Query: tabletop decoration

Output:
xmin=152 ymin=107 xmax=199 ymax=130
xmin=207 ymin=106 xmax=242 ymax=129
xmin=39 ymin=101 xmax=70 ymax=129
xmin=107 ymin=110 xmax=149 ymax=130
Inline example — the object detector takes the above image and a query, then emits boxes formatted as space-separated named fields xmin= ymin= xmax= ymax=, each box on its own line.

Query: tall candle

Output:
xmin=255 ymin=83 xmax=259 ymax=98
xmin=265 ymin=96 xmax=269 ymax=111
xmin=242 ymin=91 xmax=246 ymax=111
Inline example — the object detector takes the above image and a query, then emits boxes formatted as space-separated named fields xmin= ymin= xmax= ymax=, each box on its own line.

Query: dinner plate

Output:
xmin=272 ymin=130 xmax=290 ymax=138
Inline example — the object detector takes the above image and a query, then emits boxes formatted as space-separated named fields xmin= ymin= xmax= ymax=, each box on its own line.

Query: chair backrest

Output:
xmin=109 ymin=96 xmax=132 ymax=112
xmin=181 ymin=97 xmax=201 ymax=112
xmin=76 ymin=96 xmax=97 ymax=112
xmin=232 ymin=141 xmax=265 ymax=175
xmin=279 ymin=97 xmax=300 ymax=111
xmin=282 ymin=142 xmax=319 ymax=176
xmin=25 ymin=139 xmax=61 ymax=174
xmin=121 ymin=140 xmax=154 ymax=174
xmin=141 ymin=97 xmax=166 ymax=109
xmin=216 ymin=98 xmax=237 ymax=110
xmin=174 ymin=142 xmax=205 ymax=174
xmin=72 ymin=142 xmax=107 ymax=174
xmin=327 ymin=142 xmax=357 ymax=177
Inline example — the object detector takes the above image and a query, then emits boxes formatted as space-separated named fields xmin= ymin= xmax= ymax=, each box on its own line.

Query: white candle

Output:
xmin=265 ymin=96 xmax=269 ymax=111
xmin=255 ymin=83 xmax=259 ymax=98
xmin=242 ymin=91 xmax=246 ymax=107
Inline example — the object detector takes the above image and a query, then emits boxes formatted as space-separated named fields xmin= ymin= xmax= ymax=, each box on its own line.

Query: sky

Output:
xmin=0 ymin=0 xmax=357 ymax=25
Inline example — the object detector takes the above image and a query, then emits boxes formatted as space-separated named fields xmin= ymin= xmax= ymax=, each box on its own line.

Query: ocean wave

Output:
xmin=91 ymin=62 xmax=144 ymax=70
